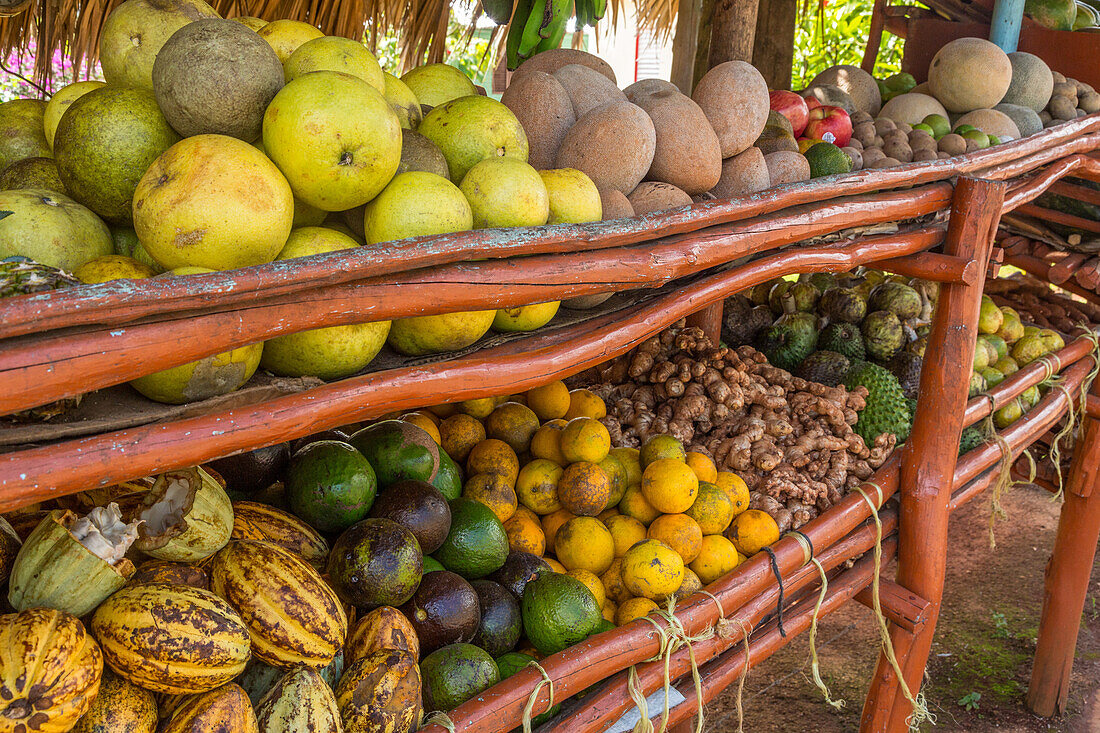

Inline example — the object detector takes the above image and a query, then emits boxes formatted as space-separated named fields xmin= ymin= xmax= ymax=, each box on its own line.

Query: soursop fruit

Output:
xmin=819 ymin=322 xmax=865 ymax=360
xmin=818 ymin=286 xmax=867 ymax=324
xmin=844 ymin=360 xmax=912 ymax=444
xmin=758 ymin=313 xmax=817 ymax=371
xmin=958 ymin=425 xmax=986 ymax=456
xmin=721 ymin=295 xmax=775 ymax=346
xmin=887 ymin=350 xmax=923 ymax=400
xmin=861 ymin=310 xmax=904 ymax=362
xmin=797 ymin=350 xmax=851 ymax=387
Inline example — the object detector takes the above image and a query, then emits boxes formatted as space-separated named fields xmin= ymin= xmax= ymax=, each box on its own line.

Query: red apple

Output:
xmin=803 ymin=105 xmax=852 ymax=148
xmin=769 ymin=90 xmax=810 ymax=137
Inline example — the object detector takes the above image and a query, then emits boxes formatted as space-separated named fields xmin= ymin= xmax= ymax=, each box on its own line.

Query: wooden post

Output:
xmin=752 ymin=0 xmax=798 ymax=89
xmin=861 ymin=0 xmax=887 ymax=73
xmin=1027 ymin=377 xmax=1100 ymax=716
xmin=707 ymin=0 xmax=759 ymax=67
xmin=860 ymin=177 xmax=1007 ymax=732
xmin=686 ymin=303 xmax=723 ymax=344
xmin=671 ymin=0 xmax=703 ymax=94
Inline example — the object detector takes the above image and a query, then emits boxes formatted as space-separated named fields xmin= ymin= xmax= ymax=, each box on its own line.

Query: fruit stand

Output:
xmin=2 ymin=0 xmax=1100 ymax=727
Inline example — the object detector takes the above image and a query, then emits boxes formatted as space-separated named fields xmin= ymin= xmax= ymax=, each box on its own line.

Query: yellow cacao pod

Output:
xmin=335 ymin=650 xmax=422 ymax=733
xmin=91 ymin=582 xmax=250 ymax=695
xmin=209 ymin=539 xmax=347 ymax=668
xmin=0 ymin=607 xmax=103 ymax=733
xmin=345 ymin=606 xmax=419 ymax=667
xmin=255 ymin=667 xmax=341 ymax=732
xmin=71 ymin=669 xmax=157 ymax=733
xmin=158 ymin=683 xmax=257 ymax=733
xmin=231 ymin=500 xmax=329 ymax=568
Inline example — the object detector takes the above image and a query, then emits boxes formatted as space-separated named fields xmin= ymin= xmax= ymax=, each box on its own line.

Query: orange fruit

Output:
xmin=399 ymin=412 xmax=441 ymax=443
xmin=602 ymin=599 xmax=617 ymax=623
xmin=427 ymin=403 xmax=458 ymax=418
xmin=605 ymin=514 xmax=647 ymax=557
xmin=647 ymin=513 xmax=703 ymax=564
xmin=554 ymin=516 xmax=614 ymax=574
xmin=566 ymin=569 xmax=607 ymax=608
xmin=557 ymin=461 xmax=611 ymax=517
xmin=715 ymin=472 xmax=750 ymax=516
xmin=541 ymin=508 xmax=576 ymax=550
xmin=504 ymin=509 xmax=546 ymax=555
xmin=515 ymin=458 xmax=564 ymax=515
xmin=621 ymin=539 xmax=684 ymax=600
xmin=439 ymin=414 xmax=486 ymax=463
xmin=685 ymin=482 xmax=736 ymax=535
xmin=513 ymin=504 xmax=540 ymax=524
xmin=639 ymin=435 xmax=686 ymax=467
xmin=544 ymin=558 xmax=566 ymax=573
xmin=641 ymin=458 xmax=699 ymax=514
xmin=728 ymin=509 xmax=780 ymax=556
xmin=616 ymin=597 xmax=658 ymax=626
xmin=564 ymin=388 xmax=606 ymax=420
xmin=460 ymin=397 xmax=496 ymax=419
xmin=597 ymin=506 xmax=620 ymax=522
xmin=618 ymin=484 xmax=661 ymax=525
xmin=685 ymin=451 xmax=717 ymax=484
xmin=609 ymin=447 xmax=642 ymax=487
xmin=526 ymin=380 xmax=571 ymax=421
xmin=485 ymin=402 xmax=541 ymax=454
xmin=559 ymin=417 xmax=611 ymax=464
xmin=530 ymin=423 xmax=567 ymax=465
xmin=690 ymin=535 xmax=740 ymax=585
xmin=463 ymin=473 xmax=518 ymax=523
xmin=601 ymin=558 xmax=631 ymax=603
xmin=466 ymin=439 xmax=520 ymax=486
xmin=675 ymin=567 xmax=703 ymax=599
xmin=598 ymin=453 xmax=628 ymax=509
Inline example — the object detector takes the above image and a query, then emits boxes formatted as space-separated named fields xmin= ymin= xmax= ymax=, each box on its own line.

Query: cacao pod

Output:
xmin=0 ymin=607 xmax=103 ymax=733
xmin=0 ymin=516 xmax=20 ymax=584
xmin=91 ymin=582 xmax=250 ymax=695
xmin=158 ymin=683 xmax=257 ymax=733
xmin=130 ymin=559 xmax=210 ymax=590
xmin=208 ymin=540 xmax=347 ymax=668
xmin=231 ymin=501 xmax=329 ymax=568
xmin=255 ymin=667 xmax=341 ymax=732
xmin=131 ymin=467 xmax=233 ymax=562
xmin=335 ymin=650 xmax=422 ymax=733
xmin=239 ymin=650 xmax=344 ymax=707
xmin=345 ymin=606 xmax=419 ymax=667
xmin=9 ymin=507 xmax=138 ymax=617
xmin=71 ymin=669 xmax=157 ymax=733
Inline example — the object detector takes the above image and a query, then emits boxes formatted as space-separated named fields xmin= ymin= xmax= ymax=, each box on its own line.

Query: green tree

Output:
xmin=791 ymin=0 xmax=909 ymax=89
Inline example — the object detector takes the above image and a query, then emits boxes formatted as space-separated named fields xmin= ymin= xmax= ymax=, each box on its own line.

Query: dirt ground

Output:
xmin=706 ymin=484 xmax=1100 ymax=732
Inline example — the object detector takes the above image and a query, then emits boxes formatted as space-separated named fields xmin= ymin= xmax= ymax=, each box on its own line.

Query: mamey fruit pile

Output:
xmin=581 ymin=323 xmax=896 ymax=532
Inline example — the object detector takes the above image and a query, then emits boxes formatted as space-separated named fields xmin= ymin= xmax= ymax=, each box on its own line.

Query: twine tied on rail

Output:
xmin=520 ymin=661 xmax=555 ymax=733
xmin=699 ymin=590 xmax=751 ymax=733
xmin=420 ymin=710 xmax=457 ymax=733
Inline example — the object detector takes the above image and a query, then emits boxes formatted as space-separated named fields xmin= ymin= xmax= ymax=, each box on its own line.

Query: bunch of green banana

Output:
xmin=505 ymin=0 xmax=573 ymax=68
xmin=574 ymin=0 xmax=607 ymax=29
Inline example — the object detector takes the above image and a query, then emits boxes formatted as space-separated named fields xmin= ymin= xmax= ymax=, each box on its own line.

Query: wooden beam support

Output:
xmin=707 ymin=0 xmax=759 ymax=67
xmin=751 ymin=0 xmax=797 ymax=89
xmin=1027 ymin=378 xmax=1100 ymax=715
xmin=854 ymin=580 xmax=931 ymax=634
xmin=860 ymin=176 xmax=1007 ymax=732
xmin=671 ymin=0 xmax=704 ymax=94
xmin=686 ymin=302 xmax=723 ymax=344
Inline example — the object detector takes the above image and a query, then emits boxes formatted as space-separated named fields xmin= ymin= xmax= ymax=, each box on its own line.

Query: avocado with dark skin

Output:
xmin=401 ymin=570 xmax=481 ymax=656
xmin=368 ymin=479 xmax=452 ymax=554
xmin=471 ymin=579 xmax=521 ymax=658
xmin=488 ymin=551 xmax=551 ymax=601
xmin=208 ymin=442 xmax=290 ymax=497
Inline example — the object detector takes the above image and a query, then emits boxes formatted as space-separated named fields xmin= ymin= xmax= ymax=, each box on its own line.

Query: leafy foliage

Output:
xmin=791 ymin=0 xmax=909 ymax=89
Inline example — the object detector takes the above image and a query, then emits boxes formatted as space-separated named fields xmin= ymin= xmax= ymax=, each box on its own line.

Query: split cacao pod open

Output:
xmin=255 ymin=667 xmax=342 ymax=732
xmin=335 ymin=650 xmax=422 ymax=733
xmin=130 ymin=467 xmax=233 ymax=562
xmin=231 ymin=500 xmax=329 ymax=568
xmin=91 ymin=582 xmax=251 ymax=695
xmin=0 ymin=607 xmax=103 ymax=733
xmin=208 ymin=540 xmax=348 ymax=668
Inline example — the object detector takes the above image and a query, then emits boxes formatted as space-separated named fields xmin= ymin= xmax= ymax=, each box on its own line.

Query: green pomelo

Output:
xmin=0 ymin=157 xmax=66 ymax=194
xmin=43 ymin=81 xmax=105 ymax=149
xmin=384 ymin=72 xmax=423 ymax=130
xmin=53 ymin=86 xmax=181 ymax=224
xmin=98 ymin=0 xmax=220 ymax=90
xmin=284 ymin=36 xmax=384 ymax=92
xmin=0 ymin=99 xmax=51 ymax=171
xmin=133 ymin=134 xmax=294 ymax=271
xmin=400 ymin=64 xmax=477 ymax=108
xmin=418 ymin=96 xmax=529 ymax=183
xmin=260 ymin=227 xmax=390 ymax=380
xmin=363 ymin=171 xmax=472 ymax=245
xmin=539 ymin=168 xmax=601 ymax=224
xmin=387 ymin=310 xmax=497 ymax=356
xmin=459 ymin=158 xmax=549 ymax=229
xmin=263 ymin=71 xmax=401 ymax=211
xmin=0 ymin=189 xmax=112 ymax=270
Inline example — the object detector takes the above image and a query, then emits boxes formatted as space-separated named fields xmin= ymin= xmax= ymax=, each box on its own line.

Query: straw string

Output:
xmin=852 ymin=486 xmax=935 ymax=731
xmin=699 ymin=590 xmax=750 ymax=733
xmin=420 ymin=711 xmax=457 ymax=733
xmin=521 ymin=661 xmax=555 ymax=733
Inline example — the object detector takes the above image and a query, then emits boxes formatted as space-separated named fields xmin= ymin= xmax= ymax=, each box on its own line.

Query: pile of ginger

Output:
xmin=579 ymin=322 xmax=895 ymax=532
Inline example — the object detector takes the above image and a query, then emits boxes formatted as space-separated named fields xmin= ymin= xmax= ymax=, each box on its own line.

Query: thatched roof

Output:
xmin=1 ymin=0 xmax=645 ymax=91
